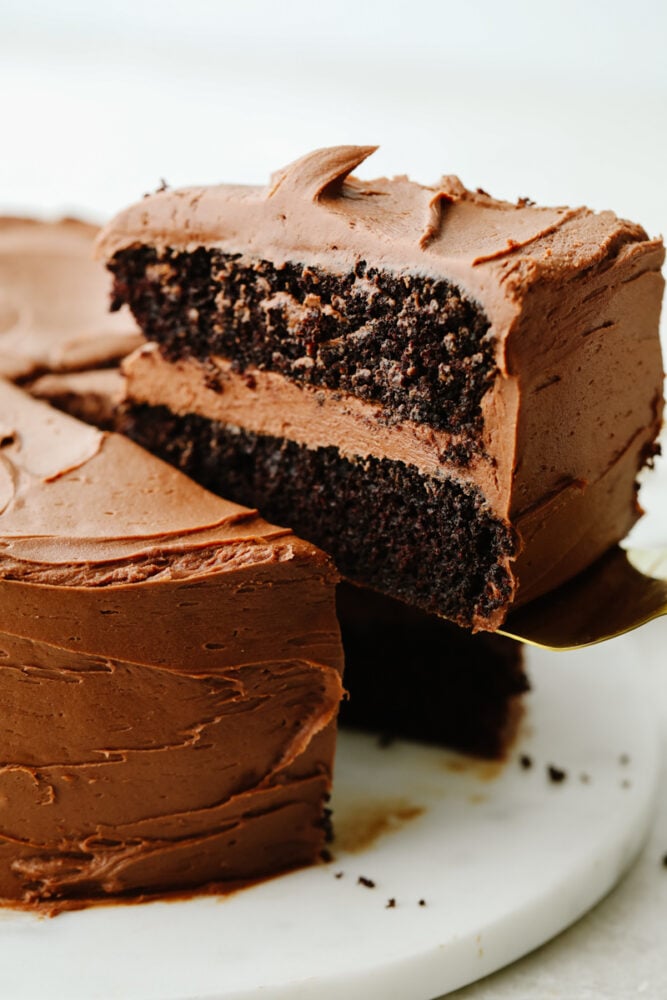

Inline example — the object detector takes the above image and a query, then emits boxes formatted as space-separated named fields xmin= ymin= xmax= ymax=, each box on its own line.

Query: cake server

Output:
xmin=499 ymin=545 xmax=667 ymax=650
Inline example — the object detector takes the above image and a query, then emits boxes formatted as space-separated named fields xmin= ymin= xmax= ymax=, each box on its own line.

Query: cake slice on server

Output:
xmin=0 ymin=379 xmax=343 ymax=911
xmin=98 ymin=146 xmax=665 ymax=631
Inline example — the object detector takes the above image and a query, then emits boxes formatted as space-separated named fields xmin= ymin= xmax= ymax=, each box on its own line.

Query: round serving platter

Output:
xmin=0 ymin=625 xmax=660 ymax=1000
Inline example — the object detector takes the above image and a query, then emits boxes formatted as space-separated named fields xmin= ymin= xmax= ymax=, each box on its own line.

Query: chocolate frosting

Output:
xmin=96 ymin=145 xmax=652 ymax=321
xmin=0 ymin=380 xmax=342 ymax=910
xmin=0 ymin=217 xmax=143 ymax=381
xmin=103 ymin=147 xmax=664 ymax=620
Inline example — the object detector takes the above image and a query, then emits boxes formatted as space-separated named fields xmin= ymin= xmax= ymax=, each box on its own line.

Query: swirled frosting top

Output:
xmin=0 ymin=378 xmax=319 ymax=577
xmin=0 ymin=217 xmax=143 ymax=381
xmin=97 ymin=145 xmax=652 ymax=324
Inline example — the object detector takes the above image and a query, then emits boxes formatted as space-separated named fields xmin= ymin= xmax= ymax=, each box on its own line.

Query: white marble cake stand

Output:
xmin=0 ymin=629 xmax=659 ymax=1000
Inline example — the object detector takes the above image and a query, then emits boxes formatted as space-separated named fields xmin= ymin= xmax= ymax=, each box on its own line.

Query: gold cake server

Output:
xmin=498 ymin=546 xmax=667 ymax=651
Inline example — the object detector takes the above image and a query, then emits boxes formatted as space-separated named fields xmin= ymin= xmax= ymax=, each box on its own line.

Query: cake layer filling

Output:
xmin=109 ymin=246 xmax=495 ymax=437
xmin=121 ymin=404 xmax=517 ymax=629
xmin=123 ymin=344 xmax=507 ymax=512
xmin=28 ymin=368 xmax=125 ymax=429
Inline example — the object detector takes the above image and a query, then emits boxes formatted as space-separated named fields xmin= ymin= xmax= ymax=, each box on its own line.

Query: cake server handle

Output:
xmin=498 ymin=546 xmax=667 ymax=651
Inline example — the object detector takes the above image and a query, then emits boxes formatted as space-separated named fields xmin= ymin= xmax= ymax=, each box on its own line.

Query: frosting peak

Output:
xmin=266 ymin=144 xmax=378 ymax=203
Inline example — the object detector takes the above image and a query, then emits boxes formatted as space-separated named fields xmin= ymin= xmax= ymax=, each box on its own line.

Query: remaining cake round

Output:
xmin=0 ymin=380 xmax=343 ymax=912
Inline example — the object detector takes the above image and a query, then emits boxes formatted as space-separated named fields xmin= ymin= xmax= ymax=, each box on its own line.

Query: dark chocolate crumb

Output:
xmin=358 ymin=876 xmax=376 ymax=889
xmin=619 ymin=753 xmax=631 ymax=766
xmin=580 ymin=773 xmax=591 ymax=784
xmin=112 ymin=245 xmax=498 ymax=440
xmin=662 ymin=854 xmax=667 ymax=868
xmin=320 ymin=848 xmax=333 ymax=863
xmin=321 ymin=806 xmax=334 ymax=843
xmin=418 ymin=899 xmax=426 ymax=907
xmin=334 ymin=871 xmax=344 ymax=879
xmin=386 ymin=898 xmax=396 ymax=909
xmin=378 ymin=732 xmax=396 ymax=749
xmin=519 ymin=754 xmax=533 ymax=770
xmin=547 ymin=765 xmax=567 ymax=783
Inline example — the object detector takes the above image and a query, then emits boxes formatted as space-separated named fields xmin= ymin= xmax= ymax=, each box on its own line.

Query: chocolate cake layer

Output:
xmin=0 ymin=217 xmax=142 ymax=382
xmin=100 ymin=147 xmax=665 ymax=628
xmin=0 ymin=380 xmax=343 ymax=912
xmin=29 ymin=368 xmax=125 ymax=429
xmin=336 ymin=585 xmax=527 ymax=758
xmin=120 ymin=403 xmax=516 ymax=624
xmin=110 ymin=247 xmax=493 ymax=437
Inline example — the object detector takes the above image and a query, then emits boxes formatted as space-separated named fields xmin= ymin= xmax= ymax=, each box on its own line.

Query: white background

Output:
xmin=1 ymin=2 xmax=666 ymax=996
xmin=1 ymin=0 xmax=666 ymax=251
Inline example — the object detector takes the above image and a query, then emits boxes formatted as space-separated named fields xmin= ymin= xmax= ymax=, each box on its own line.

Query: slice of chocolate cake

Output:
xmin=0 ymin=379 xmax=343 ymax=912
xmin=98 ymin=146 xmax=665 ymax=631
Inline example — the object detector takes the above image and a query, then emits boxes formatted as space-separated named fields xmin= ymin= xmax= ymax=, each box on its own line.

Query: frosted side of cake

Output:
xmin=0 ymin=380 xmax=343 ymax=912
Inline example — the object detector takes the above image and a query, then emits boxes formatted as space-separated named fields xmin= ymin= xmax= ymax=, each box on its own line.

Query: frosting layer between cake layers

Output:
xmin=100 ymin=146 xmax=665 ymax=629
xmin=0 ymin=379 xmax=342 ymax=911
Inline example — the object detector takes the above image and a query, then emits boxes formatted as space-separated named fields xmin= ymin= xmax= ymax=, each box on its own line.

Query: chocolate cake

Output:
xmin=29 ymin=367 xmax=125 ymax=429
xmin=98 ymin=146 xmax=665 ymax=630
xmin=2 ymin=210 xmax=527 ymax=764
xmin=0 ymin=217 xmax=142 ymax=382
xmin=30 ymin=366 xmax=528 ymax=759
xmin=0 ymin=379 xmax=343 ymax=911
xmin=337 ymin=584 xmax=528 ymax=758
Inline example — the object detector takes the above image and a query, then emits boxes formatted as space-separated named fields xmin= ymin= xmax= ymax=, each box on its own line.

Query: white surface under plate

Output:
xmin=0 ymin=630 xmax=660 ymax=1000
